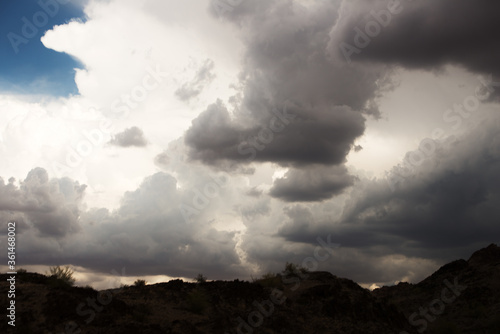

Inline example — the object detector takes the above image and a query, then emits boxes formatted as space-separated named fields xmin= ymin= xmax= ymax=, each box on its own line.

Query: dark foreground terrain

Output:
xmin=1 ymin=244 xmax=499 ymax=334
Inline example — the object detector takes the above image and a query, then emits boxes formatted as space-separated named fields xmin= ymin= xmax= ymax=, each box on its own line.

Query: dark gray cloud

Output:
xmin=187 ymin=0 xmax=390 ymax=170
xmin=4 ymin=117 xmax=500 ymax=284
xmin=175 ymin=59 xmax=216 ymax=102
xmin=185 ymin=101 xmax=366 ymax=167
xmin=277 ymin=205 xmax=315 ymax=237
xmin=240 ymin=122 xmax=500 ymax=284
xmin=270 ymin=165 xmax=356 ymax=202
xmin=69 ymin=172 xmax=242 ymax=278
xmin=331 ymin=0 xmax=500 ymax=88
xmin=184 ymin=0 xmax=401 ymax=202
xmin=109 ymin=126 xmax=148 ymax=147
xmin=275 ymin=116 xmax=500 ymax=282
xmin=193 ymin=0 xmax=500 ymax=284
xmin=2 ymin=168 xmax=244 ymax=279
xmin=0 ymin=168 xmax=85 ymax=237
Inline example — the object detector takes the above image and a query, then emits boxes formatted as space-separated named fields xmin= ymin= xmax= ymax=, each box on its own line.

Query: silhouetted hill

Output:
xmin=1 ymin=244 xmax=499 ymax=333
xmin=372 ymin=244 xmax=500 ymax=333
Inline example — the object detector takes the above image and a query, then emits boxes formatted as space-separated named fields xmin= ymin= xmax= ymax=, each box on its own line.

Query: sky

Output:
xmin=0 ymin=0 xmax=86 ymax=96
xmin=1 ymin=0 xmax=499 ymax=290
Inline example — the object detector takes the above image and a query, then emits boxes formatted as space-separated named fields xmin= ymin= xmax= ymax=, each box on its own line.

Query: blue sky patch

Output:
xmin=0 ymin=0 xmax=87 ymax=97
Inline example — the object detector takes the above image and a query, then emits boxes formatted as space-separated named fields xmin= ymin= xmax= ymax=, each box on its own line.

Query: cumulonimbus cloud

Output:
xmin=185 ymin=0 xmax=392 ymax=200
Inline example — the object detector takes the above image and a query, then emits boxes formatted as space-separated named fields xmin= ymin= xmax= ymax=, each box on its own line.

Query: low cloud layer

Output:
xmin=1 ymin=168 xmax=243 ymax=279
xmin=2 ymin=116 xmax=500 ymax=284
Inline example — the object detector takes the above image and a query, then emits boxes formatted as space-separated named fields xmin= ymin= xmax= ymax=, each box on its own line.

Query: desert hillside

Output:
xmin=1 ymin=244 xmax=499 ymax=334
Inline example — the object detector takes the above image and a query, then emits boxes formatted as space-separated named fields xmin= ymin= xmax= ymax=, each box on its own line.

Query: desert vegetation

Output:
xmin=46 ymin=265 xmax=76 ymax=287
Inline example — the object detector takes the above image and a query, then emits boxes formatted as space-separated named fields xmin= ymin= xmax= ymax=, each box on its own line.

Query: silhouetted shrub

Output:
xmin=194 ymin=273 xmax=207 ymax=283
xmin=133 ymin=279 xmax=147 ymax=287
xmin=282 ymin=262 xmax=309 ymax=276
xmin=47 ymin=265 xmax=75 ymax=287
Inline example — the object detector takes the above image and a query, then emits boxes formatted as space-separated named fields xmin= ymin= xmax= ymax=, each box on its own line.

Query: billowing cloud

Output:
xmin=72 ymin=171 xmax=242 ymax=278
xmin=343 ymin=121 xmax=500 ymax=251
xmin=3 ymin=115 xmax=500 ymax=286
xmin=109 ymin=126 xmax=148 ymax=147
xmin=186 ymin=101 xmax=367 ymax=167
xmin=186 ymin=0 xmax=390 ymax=171
xmin=0 ymin=168 xmax=85 ymax=237
xmin=330 ymin=0 xmax=500 ymax=93
xmin=270 ymin=165 xmax=356 ymax=202
xmin=2 ymin=168 xmax=244 ymax=279
xmin=273 ymin=115 xmax=500 ymax=282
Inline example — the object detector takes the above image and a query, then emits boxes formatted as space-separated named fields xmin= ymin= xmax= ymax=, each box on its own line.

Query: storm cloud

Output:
xmin=183 ymin=0 xmax=397 ymax=202
xmin=331 ymin=0 xmax=500 ymax=88
xmin=1 ymin=168 xmax=244 ymax=279
xmin=0 ymin=167 xmax=85 ymax=237
xmin=270 ymin=165 xmax=356 ymax=202
xmin=186 ymin=0 xmax=390 ymax=170
xmin=275 ymin=115 xmax=500 ymax=281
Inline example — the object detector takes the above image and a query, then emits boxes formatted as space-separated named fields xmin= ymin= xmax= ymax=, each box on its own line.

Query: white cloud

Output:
xmin=0 ymin=0 xmax=244 ymax=208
